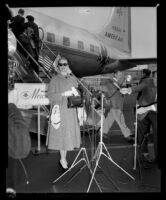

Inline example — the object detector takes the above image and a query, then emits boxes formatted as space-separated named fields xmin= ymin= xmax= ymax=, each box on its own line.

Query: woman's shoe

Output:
xmin=59 ymin=159 xmax=68 ymax=170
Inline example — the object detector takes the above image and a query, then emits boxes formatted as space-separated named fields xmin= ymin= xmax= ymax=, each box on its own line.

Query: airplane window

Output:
xmin=63 ymin=36 xmax=70 ymax=46
xmin=46 ymin=32 xmax=55 ymax=43
xmin=90 ymin=44 xmax=94 ymax=52
xmin=78 ymin=41 xmax=84 ymax=50
xmin=94 ymin=46 xmax=99 ymax=53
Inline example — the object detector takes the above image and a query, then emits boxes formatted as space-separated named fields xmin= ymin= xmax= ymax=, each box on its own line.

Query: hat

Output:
xmin=18 ymin=8 xmax=24 ymax=14
xmin=26 ymin=15 xmax=35 ymax=22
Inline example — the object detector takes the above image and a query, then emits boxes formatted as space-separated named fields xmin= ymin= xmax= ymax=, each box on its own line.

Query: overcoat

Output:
xmin=46 ymin=74 xmax=81 ymax=151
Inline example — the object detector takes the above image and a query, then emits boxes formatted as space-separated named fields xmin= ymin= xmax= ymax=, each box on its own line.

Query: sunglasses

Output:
xmin=58 ymin=63 xmax=68 ymax=67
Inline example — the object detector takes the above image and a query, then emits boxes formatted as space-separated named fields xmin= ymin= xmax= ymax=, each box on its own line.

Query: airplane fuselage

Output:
xmin=12 ymin=8 xmax=131 ymax=77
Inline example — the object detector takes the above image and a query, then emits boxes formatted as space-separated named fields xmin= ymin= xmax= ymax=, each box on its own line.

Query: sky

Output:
xmin=24 ymin=7 xmax=157 ymax=58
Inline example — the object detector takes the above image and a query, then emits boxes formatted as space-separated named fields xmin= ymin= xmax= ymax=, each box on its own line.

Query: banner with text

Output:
xmin=14 ymin=83 xmax=50 ymax=106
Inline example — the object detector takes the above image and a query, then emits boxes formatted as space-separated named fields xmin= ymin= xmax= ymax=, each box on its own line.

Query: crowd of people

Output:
xmin=93 ymin=68 xmax=157 ymax=169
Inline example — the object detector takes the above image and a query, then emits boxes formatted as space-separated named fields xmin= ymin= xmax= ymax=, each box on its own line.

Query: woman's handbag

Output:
xmin=67 ymin=96 xmax=83 ymax=108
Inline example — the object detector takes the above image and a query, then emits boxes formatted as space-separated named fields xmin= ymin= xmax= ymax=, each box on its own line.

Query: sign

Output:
xmin=14 ymin=83 xmax=50 ymax=106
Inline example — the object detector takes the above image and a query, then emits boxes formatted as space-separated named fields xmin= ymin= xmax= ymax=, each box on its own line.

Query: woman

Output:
xmin=46 ymin=57 xmax=81 ymax=169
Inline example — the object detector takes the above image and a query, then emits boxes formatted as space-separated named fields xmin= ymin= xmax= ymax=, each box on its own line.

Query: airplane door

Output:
xmin=99 ymin=43 xmax=108 ymax=66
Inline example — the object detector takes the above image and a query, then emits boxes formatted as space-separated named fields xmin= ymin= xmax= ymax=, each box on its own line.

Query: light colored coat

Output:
xmin=46 ymin=74 xmax=81 ymax=151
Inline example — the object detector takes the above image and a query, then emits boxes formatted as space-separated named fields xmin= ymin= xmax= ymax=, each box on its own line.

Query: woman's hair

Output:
xmin=58 ymin=57 xmax=68 ymax=65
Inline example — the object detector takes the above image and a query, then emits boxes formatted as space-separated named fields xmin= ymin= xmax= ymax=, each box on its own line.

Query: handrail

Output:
xmin=14 ymin=38 xmax=50 ymax=114
xmin=40 ymin=39 xmax=57 ymax=58
xmin=16 ymin=38 xmax=51 ymax=80
xmin=15 ymin=50 xmax=43 ymax=83
xmin=40 ymin=40 xmax=99 ymax=102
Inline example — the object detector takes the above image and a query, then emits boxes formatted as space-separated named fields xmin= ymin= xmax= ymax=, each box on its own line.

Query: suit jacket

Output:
xmin=8 ymin=103 xmax=31 ymax=159
xmin=19 ymin=32 xmax=36 ymax=58
xmin=102 ymin=76 xmax=125 ymax=110
xmin=131 ymin=77 xmax=156 ymax=106
xmin=27 ymin=21 xmax=39 ymax=53
xmin=10 ymin=15 xmax=25 ymax=38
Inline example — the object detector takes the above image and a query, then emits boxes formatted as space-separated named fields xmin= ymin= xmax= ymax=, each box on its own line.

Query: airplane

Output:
xmin=10 ymin=7 xmax=156 ymax=78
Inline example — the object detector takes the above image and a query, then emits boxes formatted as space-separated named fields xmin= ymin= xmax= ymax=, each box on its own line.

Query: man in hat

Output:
xmin=10 ymin=8 xmax=25 ymax=39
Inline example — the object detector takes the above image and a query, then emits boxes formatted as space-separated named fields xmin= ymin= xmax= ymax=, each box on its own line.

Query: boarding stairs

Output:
xmin=13 ymin=36 xmax=59 ymax=133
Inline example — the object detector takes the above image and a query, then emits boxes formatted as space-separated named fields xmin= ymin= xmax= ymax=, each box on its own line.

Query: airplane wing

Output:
xmin=101 ymin=58 xmax=157 ymax=73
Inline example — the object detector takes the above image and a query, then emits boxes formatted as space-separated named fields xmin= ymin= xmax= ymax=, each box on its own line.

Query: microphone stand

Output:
xmin=51 ymin=59 xmax=133 ymax=191
xmin=52 ymin=78 xmax=102 ymax=192
xmin=133 ymin=101 xmax=138 ymax=170
xmin=86 ymin=93 xmax=135 ymax=192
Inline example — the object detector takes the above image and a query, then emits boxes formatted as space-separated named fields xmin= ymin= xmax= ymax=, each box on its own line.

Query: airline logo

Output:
xmin=15 ymin=83 xmax=50 ymax=106
xmin=105 ymin=32 xmax=123 ymax=42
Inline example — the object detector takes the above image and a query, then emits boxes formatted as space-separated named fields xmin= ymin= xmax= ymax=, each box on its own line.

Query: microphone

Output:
xmin=106 ymin=76 xmax=121 ymax=90
xmin=112 ymin=81 xmax=120 ymax=90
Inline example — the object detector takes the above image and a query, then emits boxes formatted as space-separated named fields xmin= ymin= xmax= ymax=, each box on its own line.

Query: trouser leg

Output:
xmin=113 ymin=109 xmax=131 ymax=138
xmin=103 ymin=109 xmax=114 ymax=134
xmin=147 ymin=111 xmax=157 ymax=160
xmin=6 ymin=156 xmax=17 ymax=190
xmin=137 ymin=115 xmax=151 ymax=154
